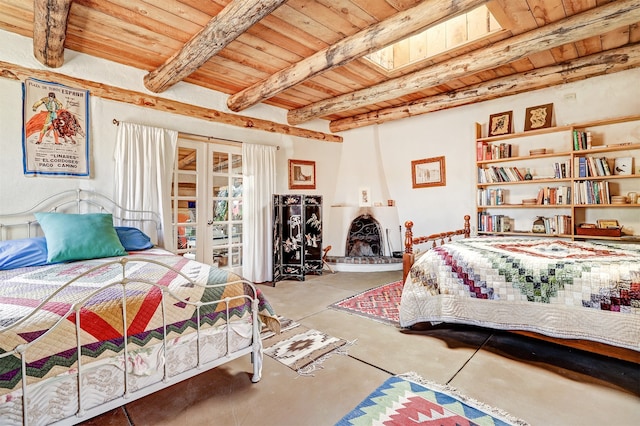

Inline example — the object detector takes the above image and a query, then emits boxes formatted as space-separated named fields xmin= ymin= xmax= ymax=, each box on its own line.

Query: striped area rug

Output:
xmin=329 ymin=281 xmax=402 ymax=325
xmin=262 ymin=320 xmax=351 ymax=376
xmin=336 ymin=373 xmax=529 ymax=426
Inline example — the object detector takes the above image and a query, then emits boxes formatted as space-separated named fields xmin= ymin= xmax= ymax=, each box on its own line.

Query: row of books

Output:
xmin=536 ymin=215 xmax=572 ymax=235
xmin=573 ymin=130 xmax=592 ymax=151
xmin=477 ymin=188 xmax=505 ymax=206
xmin=573 ymin=180 xmax=610 ymax=205
xmin=478 ymin=213 xmax=572 ymax=234
xmin=535 ymin=186 xmax=572 ymax=205
xmin=476 ymin=141 xmax=513 ymax=161
xmin=478 ymin=213 xmax=512 ymax=232
xmin=478 ymin=166 xmax=524 ymax=183
xmin=576 ymin=156 xmax=611 ymax=177
xmin=552 ymin=160 xmax=571 ymax=178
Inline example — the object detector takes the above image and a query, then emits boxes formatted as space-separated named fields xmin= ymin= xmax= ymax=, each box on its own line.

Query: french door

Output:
xmin=171 ymin=138 xmax=243 ymax=274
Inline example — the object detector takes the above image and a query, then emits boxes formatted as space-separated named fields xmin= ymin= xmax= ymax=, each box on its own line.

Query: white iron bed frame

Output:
xmin=0 ymin=189 xmax=265 ymax=425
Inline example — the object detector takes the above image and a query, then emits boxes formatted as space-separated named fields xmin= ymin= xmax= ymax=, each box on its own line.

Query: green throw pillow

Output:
xmin=34 ymin=212 xmax=128 ymax=263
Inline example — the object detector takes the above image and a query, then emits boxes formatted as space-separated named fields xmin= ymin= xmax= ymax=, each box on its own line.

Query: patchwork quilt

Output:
xmin=0 ymin=249 xmax=279 ymax=395
xmin=400 ymin=238 xmax=640 ymax=350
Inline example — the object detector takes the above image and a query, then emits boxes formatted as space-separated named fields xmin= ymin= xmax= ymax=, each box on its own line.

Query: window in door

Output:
xmin=211 ymin=150 xmax=243 ymax=271
xmin=171 ymin=139 xmax=243 ymax=273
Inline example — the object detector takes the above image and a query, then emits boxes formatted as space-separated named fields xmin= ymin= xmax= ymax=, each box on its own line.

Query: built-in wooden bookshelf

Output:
xmin=475 ymin=114 xmax=640 ymax=241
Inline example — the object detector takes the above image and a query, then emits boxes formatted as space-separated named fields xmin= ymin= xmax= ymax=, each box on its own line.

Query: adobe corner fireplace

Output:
xmin=346 ymin=214 xmax=382 ymax=257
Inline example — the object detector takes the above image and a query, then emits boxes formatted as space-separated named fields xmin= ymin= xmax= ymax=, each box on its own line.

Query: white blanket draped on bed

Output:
xmin=400 ymin=237 xmax=640 ymax=350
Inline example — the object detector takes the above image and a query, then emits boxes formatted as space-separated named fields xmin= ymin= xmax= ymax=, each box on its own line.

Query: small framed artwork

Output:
xmin=613 ymin=157 xmax=632 ymax=175
xmin=359 ymin=187 xmax=371 ymax=207
xmin=596 ymin=219 xmax=619 ymax=229
xmin=488 ymin=111 xmax=513 ymax=137
xmin=524 ymin=103 xmax=553 ymax=131
xmin=288 ymin=159 xmax=316 ymax=189
xmin=412 ymin=156 xmax=446 ymax=188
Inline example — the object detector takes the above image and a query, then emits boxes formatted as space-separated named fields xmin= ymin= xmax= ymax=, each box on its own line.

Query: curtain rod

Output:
xmin=112 ymin=118 xmax=279 ymax=150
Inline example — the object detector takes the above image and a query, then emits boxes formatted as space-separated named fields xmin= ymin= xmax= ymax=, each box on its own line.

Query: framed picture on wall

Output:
xmin=524 ymin=103 xmax=553 ymax=131
xmin=412 ymin=156 xmax=446 ymax=188
xmin=359 ymin=187 xmax=371 ymax=207
xmin=488 ymin=111 xmax=513 ymax=137
xmin=288 ymin=159 xmax=316 ymax=189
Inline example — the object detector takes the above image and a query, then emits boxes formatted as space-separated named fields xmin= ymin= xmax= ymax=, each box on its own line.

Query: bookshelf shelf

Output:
xmin=475 ymin=115 xmax=640 ymax=241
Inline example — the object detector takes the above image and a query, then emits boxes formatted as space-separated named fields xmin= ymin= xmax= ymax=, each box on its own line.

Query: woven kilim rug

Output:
xmin=336 ymin=373 xmax=529 ymax=426
xmin=263 ymin=322 xmax=351 ymax=376
xmin=330 ymin=281 xmax=402 ymax=325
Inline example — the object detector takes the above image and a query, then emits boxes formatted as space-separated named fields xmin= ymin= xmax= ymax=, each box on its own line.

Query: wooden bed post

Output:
xmin=463 ymin=215 xmax=471 ymax=238
xmin=402 ymin=221 xmax=414 ymax=284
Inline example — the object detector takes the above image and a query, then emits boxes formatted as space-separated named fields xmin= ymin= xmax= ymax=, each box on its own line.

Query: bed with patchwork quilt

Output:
xmin=0 ymin=190 xmax=279 ymax=425
xmin=0 ymin=248 xmax=279 ymax=425
xmin=400 ymin=233 xmax=640 ymax=361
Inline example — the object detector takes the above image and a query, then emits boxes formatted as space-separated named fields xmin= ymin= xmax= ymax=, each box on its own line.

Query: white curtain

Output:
xmin=114 ymin=122 xmax=178 ymax=251
xmin=242 ymin=143 xmax=277 ymax=282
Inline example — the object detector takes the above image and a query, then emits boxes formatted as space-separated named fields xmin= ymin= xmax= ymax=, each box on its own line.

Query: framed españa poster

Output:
xmin=22 ymin=78 xmax=90 ymax=176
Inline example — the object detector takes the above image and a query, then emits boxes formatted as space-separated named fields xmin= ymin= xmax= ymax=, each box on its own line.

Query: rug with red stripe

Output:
xmin=329 ymin=281 xmax=402 ymax=325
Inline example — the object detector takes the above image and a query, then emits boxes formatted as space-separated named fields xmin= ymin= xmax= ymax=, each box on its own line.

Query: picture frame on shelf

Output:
xmin=488 ymin=111 xmax=513 ymax=137
xmin=288 ymin=159 xmax=316 ymax=189
xmin=613 ymin=157 xmax=632 ymax=175
xmin=524 ymin=103 xmax=553 ymax=131
xmin=597 ymin=219 xmax=619 ymax=229
xmin=412 ymin=156 xmax=446 ymax=188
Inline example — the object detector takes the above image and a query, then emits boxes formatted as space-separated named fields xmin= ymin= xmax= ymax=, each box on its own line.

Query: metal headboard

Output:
xmin=0 ymin=189 xmax=161 ymax=242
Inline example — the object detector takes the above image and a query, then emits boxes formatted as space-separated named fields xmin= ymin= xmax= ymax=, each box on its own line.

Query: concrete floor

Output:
xmin=84 ymin=271 xmax=639 ymax=426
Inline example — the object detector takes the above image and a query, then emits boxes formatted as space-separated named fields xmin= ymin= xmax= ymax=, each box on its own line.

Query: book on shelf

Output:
xmin=573 ymin=130 xmax=592 ymax=150
xmin=552 ymin=161 xmax=571 ymax=179
xmin=534 ymin=215 xmax=571 ymax=235
xmin=535 ymin=186 xmax=571 ymax=205
xmin=477 ymin=188 xmax=506 ymax=206
xmin=478 ymin=212 xmax=512 ymax=232
xmin=478 ymin=166 xmax=525 ymax=183
xmin=573 ymin=180 xmax=610 ymax=204
xmin=476 ymin=141 xmax=513 ymax=161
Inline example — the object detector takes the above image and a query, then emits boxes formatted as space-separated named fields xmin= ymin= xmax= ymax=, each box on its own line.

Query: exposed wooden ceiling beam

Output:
xmin=143 ymin=0 xmax=287 ymax=93
xmin=226 ymin=0 xmax=489 ymax=112
xmin=287 ymin=0 xmax=640 ymax=125
xmin=330 ymin=44 xmax=640 ymax=132
xmin=0 ymin=60 xmax=342 ymax=143
xmin=33 ymin=0 xmax=73 ymax=68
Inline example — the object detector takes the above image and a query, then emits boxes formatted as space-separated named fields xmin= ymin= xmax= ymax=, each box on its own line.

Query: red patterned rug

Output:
xmin=330 ymin=281 xmax=402 ymax=325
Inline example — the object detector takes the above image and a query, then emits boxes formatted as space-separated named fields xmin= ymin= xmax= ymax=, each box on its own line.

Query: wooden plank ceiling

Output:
xmin=1 ymin=0 xmax=639 ymax=133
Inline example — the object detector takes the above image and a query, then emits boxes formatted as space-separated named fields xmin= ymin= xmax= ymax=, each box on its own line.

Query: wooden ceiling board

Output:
xmin=314 ymin=0 xmax=378 ymax=28
xmin=349 ymin=0 xmax=407 ymax=18
xmin=74 ymin=0 xmax=204 ymax=39
xmin=632 ymin=23 xmax=640 ymax=43
xmin=1 ymin=0 xmax=638 ymax=132
xmin=285 ymin=1 xmax=362 ymax=37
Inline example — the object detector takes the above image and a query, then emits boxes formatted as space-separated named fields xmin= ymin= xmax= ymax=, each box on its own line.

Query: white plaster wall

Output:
xmin=2 ymin=28 xmax=639 ymax=254
xmin=0 ymin=30 xmax=336 ymax=215
xmin=361 ymin=68 xmax=640 ymax=241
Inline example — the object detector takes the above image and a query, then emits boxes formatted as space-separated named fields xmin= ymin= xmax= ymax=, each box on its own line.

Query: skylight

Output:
xmin=365 ymin=5 xmax=502 ymax=73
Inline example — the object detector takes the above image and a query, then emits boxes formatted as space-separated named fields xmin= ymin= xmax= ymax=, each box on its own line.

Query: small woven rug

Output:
xmin=262 ymin=321 xmax=352 ymax=376
xmin=336 ymin=373 xmax=529 ymax=426
xmin=330 ymin=281 xmax=402 ymax=326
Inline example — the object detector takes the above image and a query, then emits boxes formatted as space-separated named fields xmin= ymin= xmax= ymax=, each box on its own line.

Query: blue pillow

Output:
xmin=115 ymin=227 xmax=153 ymax=251
xmin=34 ymin=212 xmax=127 ymax=263
xmin=0 ymin=237 xmax=49 ymax=270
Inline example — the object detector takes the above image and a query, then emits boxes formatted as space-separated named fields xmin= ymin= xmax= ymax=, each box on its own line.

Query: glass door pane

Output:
xmin=208 ymin=147 xmax=243 ymax=274
xmin=172 ymin=142 xmax=207 ymax=262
